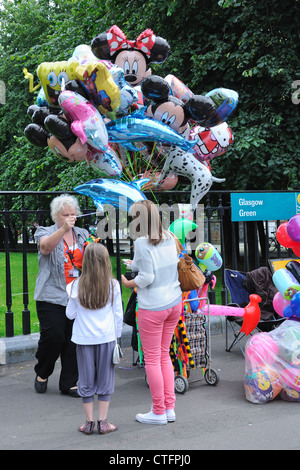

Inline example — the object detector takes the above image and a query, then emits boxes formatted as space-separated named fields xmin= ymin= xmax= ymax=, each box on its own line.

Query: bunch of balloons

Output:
xmin=245 ymin=320 xmax=300 ymax=403
xmin=23 ymin=24 xmax=239 ymax=210
xmin=272 ymin=215 xmax=300 ymax=320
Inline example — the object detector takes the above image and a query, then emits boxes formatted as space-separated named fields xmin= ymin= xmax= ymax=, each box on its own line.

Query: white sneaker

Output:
xmin=136 ymin=410 xmax=167 ymax=425
xmin=166 ymin=409 xmax=176 ymax=422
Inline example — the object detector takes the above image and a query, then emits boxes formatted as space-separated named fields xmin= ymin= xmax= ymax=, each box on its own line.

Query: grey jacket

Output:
xmin=34 ymin=224 xmax=89 ymax=306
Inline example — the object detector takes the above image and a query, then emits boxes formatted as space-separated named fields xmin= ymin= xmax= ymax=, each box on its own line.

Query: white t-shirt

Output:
xmin=131 ymin=233 xmax=181 ymax=310
xmin=66 ymin=279 xmax=123 ymax=345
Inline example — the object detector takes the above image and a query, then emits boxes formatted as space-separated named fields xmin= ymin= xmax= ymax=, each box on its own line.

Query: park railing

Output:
xmin=0 ymin=189 xmax=295 ymax=337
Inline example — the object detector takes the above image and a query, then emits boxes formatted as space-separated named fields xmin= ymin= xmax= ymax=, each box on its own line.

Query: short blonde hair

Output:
xmin=50 ymin=194 xmax=81 ymax=222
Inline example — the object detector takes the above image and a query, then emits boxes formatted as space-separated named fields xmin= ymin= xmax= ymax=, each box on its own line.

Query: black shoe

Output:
xmin=61 ymin=387 xmax=80 ymax=398
xmin=34 ymin=375 xmax=48 ymax=393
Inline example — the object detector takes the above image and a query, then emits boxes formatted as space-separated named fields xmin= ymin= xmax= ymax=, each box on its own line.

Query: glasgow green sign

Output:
xmin=231 ymin=192 xmax=300 ymax=222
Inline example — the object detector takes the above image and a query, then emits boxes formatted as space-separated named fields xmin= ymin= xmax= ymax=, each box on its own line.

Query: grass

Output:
xmin=0 ymin=252 xmax=131 ymax=337
xmin=0 ymin=252 xmax=222 ymax=337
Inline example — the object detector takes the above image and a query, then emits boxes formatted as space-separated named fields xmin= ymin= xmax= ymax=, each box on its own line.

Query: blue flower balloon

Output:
xmin=74 ymin=177 xmax=149 ymax=212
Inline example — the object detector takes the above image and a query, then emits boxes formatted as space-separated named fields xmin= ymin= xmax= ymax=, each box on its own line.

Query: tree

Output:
xmin=0 ymin=0 xmax=299 ymax=192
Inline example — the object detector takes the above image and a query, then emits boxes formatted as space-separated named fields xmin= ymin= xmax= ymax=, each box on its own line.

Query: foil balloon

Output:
xmin=195 ymin=242 xmax=223 ymax=272
xmin=106 ymin=110 xmax=198 ymax=152
xmin=37 ymin=61 xmax=79 ymax=107
xmin=74 ymin=178 xmax=149 ymax=212
xmin=244 ymin=366 xmax=282 ymax=404
xmin=75 ymin=61 xmax=120 ymax=118
xmin=109 ymin=64 xmax=139 ymax=113
xmin=204 ymin=88 xmax=238 ymax=127
xmin=86 ymin=145 xmax=122 ymax=177
xmin=164 ymin=74 xmax=194 ymax=103
xmin=69 ymin=44 xmax=101 ymax=65
xmin=155 ymin=146 xmax=225 ymax=210
xmin=58 ymin=90 xmax=108 ymax=152
xmin=169 ymin=218 xmax=197 ymax=244
xmin=190 ymin=122 xmax=234 ymax=163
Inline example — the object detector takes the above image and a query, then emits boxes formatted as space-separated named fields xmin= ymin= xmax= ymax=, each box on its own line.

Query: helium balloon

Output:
xmin=106 ymin=110 xmax=198 ymax=152
xmin=75 ymin=61 xmax=121 ymax=118
xmin=204 ymin=88 xmax=239 ymax=127
xmin=195 ymin=242 xmax=222 ymax=272
xmin=58 ymin=90 xmax=108 ymax=152
xmin=272 ymin=268 xmax=300 ymax=300
xmin=69 ymin=44 xmax=101 ymax=65
xmin=86 ymin=145 xmax=122 ymax=177
xmin=164 ymin=74 xmax=194 ymax=103
xmin=74 ymin=178 xmax=149 ymax=212
xmin=109 ymin=64 xmax=139 ymax=113
xmin=244 ymin=365 xmax=282 ymax=404
xmin=276 ymin=222 xmax=296 ymax=248
xmin=283 ymin=291 xmax=300 ymax=319
xmin=155 ymin=146 xmax=225 ymax=210
xmin=190 ymin=122 xmax=234 ymax=163
xmin=287 ymin=214 xmax=300 ymax=243
xmin=37 ymin=61 xmax=79 ymax=107
xmin=280 ymin=365 xmax=300 ymax=392
xmin=245 ymin=332 xmax=279 ymax=365
xmin=169 ymin=218 xmax=198 ymax=244
xmin=273 ymin=291 xmax=290 ymax=317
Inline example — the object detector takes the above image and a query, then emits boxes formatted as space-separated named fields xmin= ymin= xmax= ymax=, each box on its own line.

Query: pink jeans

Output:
xmin=138 ymin=301 xmax=182 ymax=415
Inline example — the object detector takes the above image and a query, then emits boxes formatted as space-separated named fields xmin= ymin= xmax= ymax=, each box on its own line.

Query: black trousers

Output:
xmin=34 ymin=301 xmax=78 ymax=392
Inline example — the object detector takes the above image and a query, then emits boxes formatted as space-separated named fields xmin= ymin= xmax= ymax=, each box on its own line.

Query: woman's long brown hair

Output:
xmin=130 ymin=200 xmax=169 ymax=246
xmin=77 ymin=243 xmax=114 ymax=310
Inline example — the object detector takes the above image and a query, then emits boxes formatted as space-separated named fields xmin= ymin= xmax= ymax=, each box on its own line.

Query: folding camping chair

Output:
xmin=225 ymin=268 xmax=285 ymax=355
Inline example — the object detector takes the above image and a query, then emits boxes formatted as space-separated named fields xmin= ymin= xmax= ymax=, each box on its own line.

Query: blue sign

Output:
xmin=231 ymin=192 xmax=300 ymax=222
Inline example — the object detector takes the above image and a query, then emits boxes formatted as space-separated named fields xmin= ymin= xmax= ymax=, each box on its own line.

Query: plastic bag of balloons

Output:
xmin=244 ymin=319 xmax=300 ymax=403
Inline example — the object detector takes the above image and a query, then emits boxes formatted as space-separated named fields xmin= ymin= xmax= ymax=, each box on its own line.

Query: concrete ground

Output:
xmin=1 ymin=330 xmax=300 ymax=452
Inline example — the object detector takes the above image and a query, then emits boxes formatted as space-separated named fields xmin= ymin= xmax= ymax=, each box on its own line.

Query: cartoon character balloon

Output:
xmin=91 ymin=25 xmax=170 ymax=87
xmin=37 ymin=61 xmax=79 ymax=108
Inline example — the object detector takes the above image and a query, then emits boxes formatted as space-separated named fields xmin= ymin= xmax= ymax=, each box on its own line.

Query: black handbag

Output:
xmin=124 ymin=289 xmax=137 ymax=327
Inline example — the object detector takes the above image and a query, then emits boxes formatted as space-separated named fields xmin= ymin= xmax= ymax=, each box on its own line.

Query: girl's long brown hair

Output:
xmin=130 ymin=200 xmax=170 ymax=246
xmin=77 ymin=243 xmax=114 ymax=310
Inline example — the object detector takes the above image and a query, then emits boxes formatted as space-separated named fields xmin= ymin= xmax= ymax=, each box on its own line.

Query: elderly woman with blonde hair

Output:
xmin=33 ymin=194 xmax=89 ymax=397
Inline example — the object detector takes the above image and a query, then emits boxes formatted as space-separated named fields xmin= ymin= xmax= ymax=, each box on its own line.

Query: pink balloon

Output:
xmin=245 ymin=332 xmax=278 ymax=365
xmin=287 ymin=214 xmax=300 ymax=242
xmin=273 ymin=291 xmax=291 ymax=317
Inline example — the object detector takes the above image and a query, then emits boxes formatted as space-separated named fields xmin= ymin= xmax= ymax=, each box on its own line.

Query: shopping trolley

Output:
xmin=171 ymin=279 xmax=219 ymax=394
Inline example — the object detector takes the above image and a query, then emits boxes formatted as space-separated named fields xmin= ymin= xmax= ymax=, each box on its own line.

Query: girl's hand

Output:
xmin=121 ymin=275 xmax=130 ymax=288
xmin=121 ymin=274 xmax=137 ymax=289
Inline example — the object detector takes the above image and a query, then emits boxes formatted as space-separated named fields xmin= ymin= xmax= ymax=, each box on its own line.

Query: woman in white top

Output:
xmin=66 ymin=242 xmax=123 ymax=435
xmin=122 ymin=200 xmax=182 ymax=425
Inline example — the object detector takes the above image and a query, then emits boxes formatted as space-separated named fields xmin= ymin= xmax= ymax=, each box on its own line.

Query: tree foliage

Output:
xmin=0 ymin=0 xmax=299 ymax=192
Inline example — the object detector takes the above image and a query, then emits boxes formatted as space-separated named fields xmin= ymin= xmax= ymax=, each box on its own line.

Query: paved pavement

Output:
xmin=1 ymin=331 xmax=300 ymax=453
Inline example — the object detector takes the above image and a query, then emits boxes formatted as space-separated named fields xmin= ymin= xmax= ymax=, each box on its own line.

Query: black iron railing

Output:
xmin=0 ymin=190 xmax=295 ymax=337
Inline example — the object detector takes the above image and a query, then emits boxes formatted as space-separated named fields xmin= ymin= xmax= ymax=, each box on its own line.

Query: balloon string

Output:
xmin=76 ymin=212 xmax=99 ymax=218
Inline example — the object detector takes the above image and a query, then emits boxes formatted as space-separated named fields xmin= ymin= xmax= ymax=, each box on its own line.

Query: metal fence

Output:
xmin=0 ymin=190 xmax=295 ymax=337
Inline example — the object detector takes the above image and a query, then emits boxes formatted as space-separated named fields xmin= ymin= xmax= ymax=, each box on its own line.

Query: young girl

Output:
xmin=66 ymin=243 xmax=123 ymax=435
xmin=122 ymin=200 xmax=182 ymax=425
